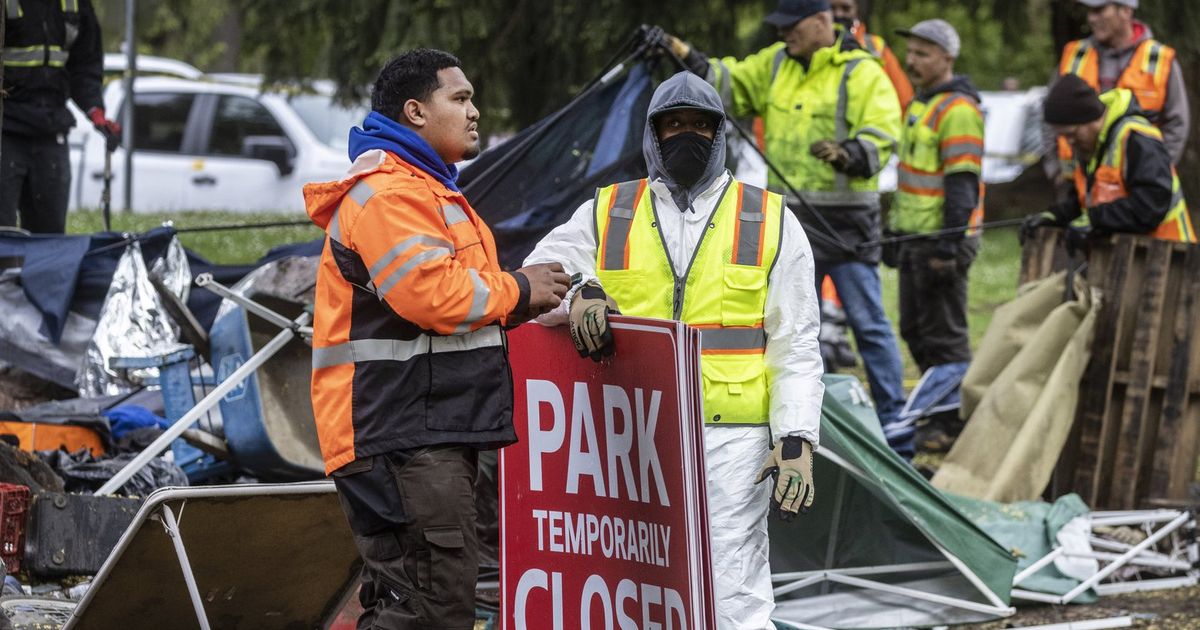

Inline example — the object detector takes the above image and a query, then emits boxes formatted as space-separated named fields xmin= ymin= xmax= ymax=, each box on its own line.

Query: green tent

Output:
xmin=769 ymin=376 xmax=1018 ymax=628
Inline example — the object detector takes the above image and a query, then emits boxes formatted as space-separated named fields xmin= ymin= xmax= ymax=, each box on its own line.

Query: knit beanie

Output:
xmin=1043 ymin=74 xmax=1105 ymax=125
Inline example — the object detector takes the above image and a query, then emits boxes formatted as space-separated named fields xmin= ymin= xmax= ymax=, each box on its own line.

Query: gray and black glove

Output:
xmin=568 ymin=280 xmax=619 ymax=362
xmin=755 ymin=436 xmax=815 ymax=521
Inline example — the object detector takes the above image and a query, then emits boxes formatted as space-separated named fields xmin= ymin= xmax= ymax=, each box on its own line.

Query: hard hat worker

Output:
xmin=655 ymin=0 xmax=908 ymax=455
xmin=886 ymin=19 xmax=986 ymax=453
xmin=1 ymin=0 xmax=121 ymax=233
xmin=303 ymin=49 xmax=570 ymax=629
xmin=524 ymin=71 xmax=825 ymax=630
xmin=1023 ymin=74 xmax=1196 ymax=247
xmin=830 ymin=0 xmax=915 ymax=108
xmin=1048 ymin=0 xmax=1189 ymax=189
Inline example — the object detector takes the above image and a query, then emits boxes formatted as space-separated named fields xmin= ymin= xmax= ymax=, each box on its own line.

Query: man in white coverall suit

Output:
xmin=524 ymin=70 xmax=825 ymax=629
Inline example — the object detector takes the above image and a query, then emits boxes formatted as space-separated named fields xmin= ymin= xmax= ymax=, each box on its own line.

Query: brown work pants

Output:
xmin=333 ymin=446 xmax=479 ymax=630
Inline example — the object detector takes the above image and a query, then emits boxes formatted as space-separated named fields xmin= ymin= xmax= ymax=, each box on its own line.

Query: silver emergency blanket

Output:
xmin=149 ymin=236 xmax=191 ymax=305
xmin=76 ymin=240 xmax=190 ymax=397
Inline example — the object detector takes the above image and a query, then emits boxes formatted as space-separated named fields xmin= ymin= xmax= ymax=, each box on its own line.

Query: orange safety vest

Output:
xmin=1056 ymin=38 xmax=1175 ymax=173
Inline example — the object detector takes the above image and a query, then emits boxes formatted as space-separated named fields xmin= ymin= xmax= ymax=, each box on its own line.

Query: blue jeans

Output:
xmin=815 ymin=261 xmax=906 ymax=428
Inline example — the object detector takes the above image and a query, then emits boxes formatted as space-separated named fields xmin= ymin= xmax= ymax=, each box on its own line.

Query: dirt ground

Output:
xmin=964 ymin=584 xmax=1200 ymax=629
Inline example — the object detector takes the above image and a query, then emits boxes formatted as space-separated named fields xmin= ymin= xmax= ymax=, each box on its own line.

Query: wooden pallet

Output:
xmin=1021 ymin=229 xmax=1200 ymax=509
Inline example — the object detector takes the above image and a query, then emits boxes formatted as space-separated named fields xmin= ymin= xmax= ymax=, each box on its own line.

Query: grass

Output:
xmin=68 ymin=209 xmax=323 ymax=265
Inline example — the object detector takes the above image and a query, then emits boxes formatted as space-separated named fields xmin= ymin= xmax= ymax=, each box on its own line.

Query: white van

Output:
xmin=69 ymin=71 xmax=365 ymax=213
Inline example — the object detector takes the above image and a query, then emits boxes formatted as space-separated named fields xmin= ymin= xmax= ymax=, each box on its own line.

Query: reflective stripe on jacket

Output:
xmin=593 ymin=178 xmax=783 ymax=426
xmin=708 ymin=37 xmax=901 ymax=204
xmin=2 ymin=0 xmax=105 ymax=138
xmin=890 ymin=91 xmax=985 ymax=235
xmin=304 ymin=150 xmax=523 ymax=474
xmin=1072 ymin=91 xmax=1195 ymax=243
xmin=1056 ymin=37 xmax=1175 ymax=176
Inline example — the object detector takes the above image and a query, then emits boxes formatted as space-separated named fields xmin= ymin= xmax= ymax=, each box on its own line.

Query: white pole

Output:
xmin=160 ymin=504 xmax=212 ymax=630
xmin=93 ymin=314 xmax=308 ymax=496
xmin=1060 ymin=511 xmax=1192 ymax=604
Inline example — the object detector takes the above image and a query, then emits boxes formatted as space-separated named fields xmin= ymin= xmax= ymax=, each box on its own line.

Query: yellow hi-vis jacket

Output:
xmin=707 ymin=36 xmax=901 ymax=205
xmin=593 ymin=178 xmax=783 ymax=426
xmin=1071 ymin=90 xmax=1195 ymax=243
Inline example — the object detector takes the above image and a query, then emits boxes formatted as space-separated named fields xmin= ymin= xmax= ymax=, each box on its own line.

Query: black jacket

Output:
xmin=2 ymin=0 xmax=105 ymax=138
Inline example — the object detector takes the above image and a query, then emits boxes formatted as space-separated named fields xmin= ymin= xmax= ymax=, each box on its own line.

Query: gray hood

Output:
xmin=643 ymin=71 xmax=728 ymax=210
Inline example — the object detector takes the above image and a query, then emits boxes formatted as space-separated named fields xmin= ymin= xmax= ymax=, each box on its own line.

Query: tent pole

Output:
xmin=1012 ymin=547 xmax=1064 ymax=586
xmin=825 ymin=573 xmax=1013 ymax=617
xmin=932 ymin=539 xmax=1013 ymax=612
xmin=772 ymin=575 xmax=824 ymax=598
xmin=160 ymin=503 xmax=212 ymax=630
xmin=1060 ymin=511 xmax=1192 ymax=604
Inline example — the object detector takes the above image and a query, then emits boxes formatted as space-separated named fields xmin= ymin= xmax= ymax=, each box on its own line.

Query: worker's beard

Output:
xmin=659 ymin=133 xmax=713 ymax=189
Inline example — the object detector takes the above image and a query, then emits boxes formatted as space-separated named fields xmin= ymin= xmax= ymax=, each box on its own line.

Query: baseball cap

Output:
xmin=896 ymin=19 xmax=962 ymax=58
xmin=764 ymin=0 xmax=831 ymax=28
xmin=1075 ymin=0 xmax=1138 ymax=8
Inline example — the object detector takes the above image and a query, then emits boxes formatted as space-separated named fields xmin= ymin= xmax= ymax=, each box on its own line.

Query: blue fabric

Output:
xmin=103 ymin=405 xmax=170 ymax=440
xmin=348 ymin=111 xmax=459 ymax=192
xmin=900 ymin=361 xmax=969 ymax=422
xmin=0 ymin=233 xmax=92 ymax=343
xmin=816 ymin=262 xmax=906 ymax=430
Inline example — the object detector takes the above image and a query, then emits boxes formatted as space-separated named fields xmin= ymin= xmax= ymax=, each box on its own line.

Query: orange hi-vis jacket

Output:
xmin=304 ymin=150 xmax=525 ymax=474
xmin=852 ymin=21 xmax=914 ymax=110
xmin=1056 ymin=36 xmax=1176 ymax=175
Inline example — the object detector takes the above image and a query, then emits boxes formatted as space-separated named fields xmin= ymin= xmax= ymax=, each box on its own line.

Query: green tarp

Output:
xmin=769 ymin=375 xmax=1018 ymax=628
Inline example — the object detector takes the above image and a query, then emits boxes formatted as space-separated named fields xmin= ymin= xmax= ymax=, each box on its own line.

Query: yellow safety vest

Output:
xmin=593 ymin=179 xmax=783 ymax=426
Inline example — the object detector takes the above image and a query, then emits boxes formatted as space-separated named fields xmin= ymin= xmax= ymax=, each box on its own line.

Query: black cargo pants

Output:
xmin=897 ymin=238 xmax=979 ymax=373
xmin=332 ymin=446 xmax=479 ymax=630
xmin=0 ymin=133 xmax=71 ymax=234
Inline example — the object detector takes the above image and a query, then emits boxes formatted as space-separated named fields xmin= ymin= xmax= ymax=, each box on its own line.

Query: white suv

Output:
xmin=69 ymin=66 xmax=365 ymax=213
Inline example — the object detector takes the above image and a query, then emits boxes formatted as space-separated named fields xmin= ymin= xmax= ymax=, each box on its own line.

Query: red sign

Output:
xmin=501 ymin=317 xmax=713 ymax=630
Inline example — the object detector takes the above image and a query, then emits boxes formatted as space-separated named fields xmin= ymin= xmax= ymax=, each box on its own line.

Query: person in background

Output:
xmin=1025 ymin=75 xmax=1195 ymax=247
xmin=1 ymin=0 xmax=120 ymax=233
xmin=888 ymin=19 xmax=986 ymax=454
xmin=1047 ymin=0 xmax=1189 ymax=194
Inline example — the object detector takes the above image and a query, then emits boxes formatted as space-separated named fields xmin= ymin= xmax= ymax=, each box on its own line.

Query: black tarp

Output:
xmin=460 ymin=60 xmax=654 ymax=270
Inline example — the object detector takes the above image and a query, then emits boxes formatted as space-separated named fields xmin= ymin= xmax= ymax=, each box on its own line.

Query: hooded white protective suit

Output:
xmin=524 ymin=71 xmax=824 ymax=629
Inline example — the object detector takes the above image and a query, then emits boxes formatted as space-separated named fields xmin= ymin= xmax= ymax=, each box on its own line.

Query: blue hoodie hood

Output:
xmin=347 ymin=111 xmax=460 ymax=191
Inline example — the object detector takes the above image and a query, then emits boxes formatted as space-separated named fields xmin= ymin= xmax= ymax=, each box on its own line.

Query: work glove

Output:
xmin=88 ymin=107 xmax=122 ymax=152
xmin=755 ymin=436 xmax=814 ymax=521
xmin=640 ymin=25 xmax=708 ymax=76
xmin=568 ymin=279 xmax=619 ymax=362
xmin=1018 ymin=211 xmax=1058 ymax=246
xmin=809 ymin=140 xmax=851 ymax=172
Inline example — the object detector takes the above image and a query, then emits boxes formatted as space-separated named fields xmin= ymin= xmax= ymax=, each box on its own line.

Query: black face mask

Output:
xmin=658 ymin=132 xmax=713 ymax=189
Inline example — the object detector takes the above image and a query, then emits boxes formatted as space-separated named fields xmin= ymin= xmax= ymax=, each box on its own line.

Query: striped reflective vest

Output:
xmin=593 ymin=178 xmax=783 ymax=426
xmin=890 ymin=91 xmax=985 ymax=235
xmin=3 ymin=0 xmax=80 ymax=69
xmin=1056 ymin=37 xmax=1176 ymax=175
xmin=1072 ymin=90 xmax=1195 ymax=243
xmin=304 ymin=152 xmax=523 ymax=474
